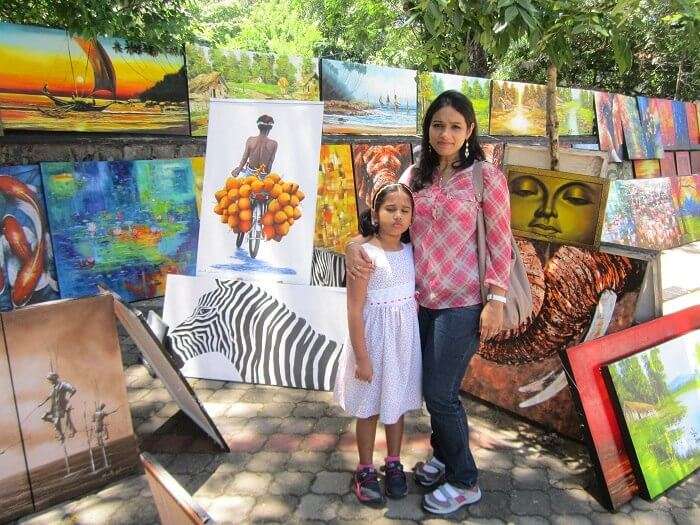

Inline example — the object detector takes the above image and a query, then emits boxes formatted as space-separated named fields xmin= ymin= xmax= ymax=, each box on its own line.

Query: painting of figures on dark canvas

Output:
xmin=606 ymin=329 xmax=699 ymax=499
xmin=2 ymin=295 xmax=139 ymax=511
xmin=0 ymin=22 xmax=189 ymax=134
xmin=321 ymin=59 xmax=417 ymax=135
xmin=462 ymin=239 xmax=646 ymax=438
xmin=42 ymin=159 xmax=199 ymax=301
xmin=352 ymin=143 xmax=413 ymax=215
xmin=594 ymin=91 xmax=625 ymax=163
xmin=0 ymin=164 xmax=60 ymax=310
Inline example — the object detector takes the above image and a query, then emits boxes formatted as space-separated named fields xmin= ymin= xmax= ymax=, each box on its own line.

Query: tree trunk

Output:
xmin=675 ymin=62 xmax=682 ymax=100
xmin=546 ymin=62 xmax=559 ymax=171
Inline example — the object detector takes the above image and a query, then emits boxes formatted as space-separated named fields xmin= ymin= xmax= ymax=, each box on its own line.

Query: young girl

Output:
xmin=333 ymin=182 xmax=422 ymax=505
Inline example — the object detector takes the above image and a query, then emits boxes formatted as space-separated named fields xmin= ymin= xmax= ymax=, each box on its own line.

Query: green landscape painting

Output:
xmin=417 ymin=71 xmax=490 ymax=133
xmin=557 ymin=87 xmax=595 ymax=135
xmin=606 ymin=330 xmax=700 ymax=499
xmin=185 ymin=44 xmax=319 ymax=135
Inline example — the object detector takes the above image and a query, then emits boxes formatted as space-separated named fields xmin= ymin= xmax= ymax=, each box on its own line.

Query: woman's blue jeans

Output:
xmin=419 ymin=304 xmax=482 ymax=489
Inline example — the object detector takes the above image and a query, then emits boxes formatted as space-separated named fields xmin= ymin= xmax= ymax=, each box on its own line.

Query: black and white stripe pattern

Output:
xmin=167 ymin=279 xmax=342 ymax=390
xmin=310 ymin=248 xmax=346 ymax=287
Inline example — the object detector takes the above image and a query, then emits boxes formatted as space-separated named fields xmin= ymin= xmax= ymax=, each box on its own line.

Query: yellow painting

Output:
xmin=313 ymin=145 xmax=358 ymax=253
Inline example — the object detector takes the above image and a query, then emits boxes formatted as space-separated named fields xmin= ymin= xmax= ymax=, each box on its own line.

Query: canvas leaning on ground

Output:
xmin=605 ymin=329 xmax=700 ymax=500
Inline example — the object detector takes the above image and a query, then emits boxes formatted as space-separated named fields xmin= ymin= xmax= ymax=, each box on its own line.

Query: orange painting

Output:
xmin=0 ymin=22 xmax=189 ymax=134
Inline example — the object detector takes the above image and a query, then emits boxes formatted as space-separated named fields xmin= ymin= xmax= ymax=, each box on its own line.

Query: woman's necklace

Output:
xmin=436 ymin=164 xmax=456 ymax=187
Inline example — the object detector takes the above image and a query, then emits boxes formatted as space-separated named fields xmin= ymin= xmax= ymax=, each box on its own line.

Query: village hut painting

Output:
xmin=186 ymin=44 xmax=319 ymax=136
xmin=416 ymin=71 xmax=490 ymax=133
xmin=0 ymin=22 xmax=189 ymax=134
xmin=605 ymin=329 xmax=700 ymax=500
xmin=2 ymin=295 xmax=139 ymax=511
xmin=321 ymin=59 xmax=417 ymax=135
xmin=41 ymin=159 xmax=200 ymax=301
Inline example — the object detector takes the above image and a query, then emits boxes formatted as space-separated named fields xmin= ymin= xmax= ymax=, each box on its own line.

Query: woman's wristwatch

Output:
xmin=486 ymin=293 xmax=507 ymax=304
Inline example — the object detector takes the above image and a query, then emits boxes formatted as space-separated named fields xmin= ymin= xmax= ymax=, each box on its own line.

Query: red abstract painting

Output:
xmin=676 ymin=151 xmax=692 ymax=176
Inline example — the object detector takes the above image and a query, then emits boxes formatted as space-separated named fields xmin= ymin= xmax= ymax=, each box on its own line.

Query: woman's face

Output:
xmin=428 ymin=106 xmax=474 ymax=161
xmin=509 ymin=174 xmax=598 ymax=244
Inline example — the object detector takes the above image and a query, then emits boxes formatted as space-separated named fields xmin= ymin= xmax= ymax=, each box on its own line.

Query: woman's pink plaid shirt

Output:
xmin=400 ymin=162 xmax=511 ymax=309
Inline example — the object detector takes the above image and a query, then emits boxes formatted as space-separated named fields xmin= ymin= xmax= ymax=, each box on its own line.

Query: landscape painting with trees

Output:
xmin=186 ymin=43 xmax=319 ymax=136
xmin=606 ymin=330 xmax=700 ymax=499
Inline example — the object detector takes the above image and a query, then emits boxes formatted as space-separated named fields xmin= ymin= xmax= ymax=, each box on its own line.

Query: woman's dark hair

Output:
xmin=411 ymin=90 xmax=484 ymax=192
xmin=358 ymin=183 xmax=413 ymax=243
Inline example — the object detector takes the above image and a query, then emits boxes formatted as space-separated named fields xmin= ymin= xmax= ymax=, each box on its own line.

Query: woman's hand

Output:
xmin=345 ymin=240 xmax=374 ymax=280
xmin=354 ymin=355 xmax=373 ymax=382
xmin=479 ymin=301 xmax=504 ymax=340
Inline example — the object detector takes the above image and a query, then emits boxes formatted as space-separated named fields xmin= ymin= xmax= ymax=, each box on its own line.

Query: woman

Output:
xmin=346 ymin=90 xmax=512 ymax=514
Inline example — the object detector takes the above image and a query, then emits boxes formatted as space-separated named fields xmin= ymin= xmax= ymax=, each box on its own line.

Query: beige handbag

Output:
xmin=472 ymin=161 xmax=533 ymax=331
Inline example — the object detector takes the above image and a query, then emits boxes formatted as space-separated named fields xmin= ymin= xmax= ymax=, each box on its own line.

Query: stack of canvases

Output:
xmin=561 ymin=305 xmax=699 ymax=511
xmin=0 ymin=294 xmax=139 ymax=522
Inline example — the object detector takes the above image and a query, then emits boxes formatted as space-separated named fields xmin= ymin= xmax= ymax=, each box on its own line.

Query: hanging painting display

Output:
xmin=594 ymin=91 xmax=625 ymax=163
xmin=163 ymin=274 xmax=347 ymax=390
xmin=483 ymin=142 xmax=506 ymax=171
xmin=0 ymin=164 xmax=60 ymax=310
xmin=506 ymin=166 xmax=608 ymax=248
xmin=562 ymin=306 xmax=700 ymax=510
xmin=321 ymin=59 xmax=417 ymax=135
xmin=556 ymin=87 xmax=595 ymax=136
xmin=659 ymin=152 xmax=677 ymax=177
xmin=461 ymin=239 xmax=646 ymax=438
xmin=670 ymin=175 xmax=700 ymax=243
xmin=686 ymin=102 xmax=700 ymax=145
xmin=191 ymin=156 xmax=205 ymax=216
xmin=691 ymin=151 xmax=700 ymax=175
xmin=2 ymin=295 xmax=140 ymax=511
xmin=605 ymin=329 xmax=700 ymax=500
xmin=185 ymin=44 xmax=319 ymax=136
xmin=196 ymin=99 xmax=323 ymax=285
xmin=42 ymin=159 xmax=200 ymax=301
xmin=632 ymin=159 xmax=662 ymax=179
xmin=416 ymin=71 xmax=490 ymax=133
xmin=635 ymin=97 xmax=665 ymax=159
xmin=606 ymin=161 xmax=634 ymax=181
xmin=675 ymin=151 xmax=692 ymax=176
xmin=671 ymin=100 xmax=691 ymax=148
xmin=351 ymin=143 xmax=413 ymax=215
xmin=490 ymin=80 xmax=546 ymax=136
xmin=0 ymin=22 xmax=189 ymax=134
xmin=618 ymin=95 xmax=655 ymax=160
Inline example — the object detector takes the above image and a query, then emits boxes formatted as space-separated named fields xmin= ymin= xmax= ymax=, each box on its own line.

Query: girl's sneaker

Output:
xmin=413 ymin=457 xmax=445 ymax=488
xmin=353 ymin=467 xmax=383 ymax=505
xmin=384 ymin=461 xmax=408 ymax=499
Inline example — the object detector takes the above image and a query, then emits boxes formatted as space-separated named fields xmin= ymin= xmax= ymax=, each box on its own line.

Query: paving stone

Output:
xmin=225 ymin=402 xmax=263 ymax=419
xmin=139 ymin=387 xmax=172 ymax=404
xmin=301 ymin=432 xmax=339 ymax=451
xmin=129 ymin=400 xmax=163 ymax=420
xmin=589 ymin=512 xmax=635 ymax=524
xmin=222 ymin=431 xmax=266 ymax=453
xmin=193 ymin=379 xmax=226 ymax=390
xmin=304 ymin=390 xmax=334 ymax=403
xmin=550 ymin=487 xmax=595 ymax=514
xmin=125 ymin=365 xmax=156 ymax=388
xmin=244 ymin=416 xmax=283 ymax=435
xmin=628 ymin=510 xmax=676 ymax=525
xmin=337 ymin=493 xmax=384 ymax=520
xmin=325 ymin=404 xmax=348 ymax=417
xmin=240 ymin=388 xmax=280 ymax=403
xmin=551 ymin=514 xmax=592 ymax=525
xmin=229 ymin=471 xmax=273 ymax=496
xmin=135 ymin=415 xmax=168 ymax=435
xmin=292 ymin=401 xmax=329 ymax=418
xmin=270 ymin=472 xmax=315 ymax=496
xmin=207 ymin=388 xmax=247 ymax=403
xmin=249 ymin=495 xmax=299 ymax=522
xmin=295 ymin=494 xmax=338 ymax=521
xmin=314 ymin=416 xmax=351 ymax=434
xmin=96 ymin=475 xmax=147 ymax=500
xmin=200 ymin=402 xmax=229 ymax=418
xmin=473 ymin=448 xmax=515 ymax=470
xmin=327 ymin=451 xmax=358 ymax=471
xmin=670 ymin=507 xmax=700 ymax=525
xmin=512 ymin=466 xmax=548 ymax=490
xmin=478 ymin=469 xmax=513 ymax=491
xmin=508 ymin=516 xmax=549 ymax=525
xmin=167 ymin=453 xmax=218 ymax=474
xmin=509 ymin=490 xmax=550 ymax=516
xmin=385 ymin=493 xmax=427 ymax=521
xmin=272 ymin=388 xmax=308 ymax=401
xmin=265 ymin=433 xmax=304 ymax=452
xmin=115 ymin=494 xmax=159 ymax=525
xmin=70 ymin=497 xmax=125 ymax=524
xmin=16 ymin=508 xmax=71 ymax=524
xmin=287 ymin=451 xmax=330 ymax=472
xmin=154 ymin=401 xmax=180 ymax=418
xmin=246 ymin=451 xmax=289 ymax=472
xmin=630 ymin=496 xmax=671 ymax=511
xmin=126 ymin=388 xmax=149 ymax=402
xmin=311 ymin=471 xmax=352 ymax=495
xmin=467 ymin=489 xmax=510 ymax=519
xmin=277 ymin=417 xmax=316 ymax=434
xmin=260 ymin=402 xmax=296 ymax=418
xmin=206 ymin=495 xmax=255 ymax=524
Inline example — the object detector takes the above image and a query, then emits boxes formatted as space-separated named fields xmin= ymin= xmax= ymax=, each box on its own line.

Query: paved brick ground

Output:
xmin=13 ymin=298 xmax=699 ymax=524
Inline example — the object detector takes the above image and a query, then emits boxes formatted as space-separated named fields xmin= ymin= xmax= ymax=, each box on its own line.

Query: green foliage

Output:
xmin=0 ymin=0 xmax=200 ymax=53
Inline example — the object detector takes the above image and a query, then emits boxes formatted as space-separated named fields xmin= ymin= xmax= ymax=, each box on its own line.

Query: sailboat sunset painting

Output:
xmin=0 ymin=22 xmax=189 ymax=135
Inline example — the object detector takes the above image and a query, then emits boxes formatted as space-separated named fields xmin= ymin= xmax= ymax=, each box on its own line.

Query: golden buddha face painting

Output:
xmin=507 ymin=166 xmax=609 ymax=248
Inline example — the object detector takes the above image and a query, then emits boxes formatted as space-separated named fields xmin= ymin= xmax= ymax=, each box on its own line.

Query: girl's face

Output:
xmin=375 ymin=189 xmax=413 ymax=237
xmin=428 ymin=106 xmax=474 ymax=160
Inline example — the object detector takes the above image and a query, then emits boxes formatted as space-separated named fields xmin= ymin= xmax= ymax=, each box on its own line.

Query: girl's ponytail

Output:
xmin=358 ymin=209 xmax=378 ymax=237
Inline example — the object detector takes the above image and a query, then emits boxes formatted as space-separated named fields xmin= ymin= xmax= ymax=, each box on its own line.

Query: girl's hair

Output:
xmin=358 ymin=183 xmax=413 ymax=243
xmin=411 ymin=90 xmax=485 ymax=192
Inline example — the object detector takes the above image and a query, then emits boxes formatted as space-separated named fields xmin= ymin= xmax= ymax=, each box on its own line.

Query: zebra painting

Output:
xmin=165 ymin=276 xmax=346 ymax=391
xmin=310 ymin=248 xmax=346 ymax=287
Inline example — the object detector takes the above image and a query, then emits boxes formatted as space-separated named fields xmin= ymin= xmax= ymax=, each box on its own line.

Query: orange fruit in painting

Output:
xmin=220 ymin=214 xmax=229 ymax=223
xmin=296 ymin=190 xmax=306 ymax=201
xmin=267 ymin=199 xmax=280 ymax=213
xmin=293 ymin=207 xmax=302 ymax=219
xmin=238 ymin=197 xmax=251 ymax=210
xmin=262 ymin=225 xmax=275 ymax=239
xmin=225 ymin=177 xmax=235 ymax=190
xmin=227 ymin=203 xmax=238 ymax=214
xmin=262 ymin=213 xmax=274 ymax=226
xmin=281 ymin=182 xmax=292 ymax=194
xmin=239 ymin=209 xmax=252 ymax=222
xmin=287 ymin=217 xmax=295 ymax=226
xmin=246 ymin=176 xmax=257 ymax=185
xmin=275 ymin=222 xmax=290 ymax=236
xmin=283 ymin=205 xmax=294 ymax=218
xmin=220 ymin=196 xmax=230 ymax=209
xmin=214 ymin=204 xmax=222 ymax=215
xmin=269 ymin=173 xmax=281 ymax=183
xmin=271 ymin=184 xmax=282 ymax=198
xmin=227 ymin=188 xmax=239 ymax=199
xmin=290 ymin=195 xmax=300 ymax=207
xmin=263 ymin=178 xmax=275 ymax=192
xmin=228 ymin=215 xmax=239 ymax=228
xmin=215 ymin=189 xmax=228 ymax=200
xmin=251 ymin=180 xmax=264 ymax=193
xmin=289 ymin=182 xmax=299 ymax=194
xmin=274 ymin=211 xmax=288 ymax=224
xmin=239 ymin=185 xmax=251 ymax=198
xmin=278 ymin=192 xmax=291 ymax=205
xmin=239 ymin=220 xmax=252 ymax=233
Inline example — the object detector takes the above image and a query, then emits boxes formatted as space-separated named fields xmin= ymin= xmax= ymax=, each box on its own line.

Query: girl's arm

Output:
xmin=346 ymin=251 xmax=372 ymax=382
